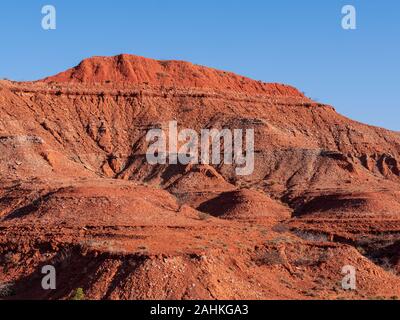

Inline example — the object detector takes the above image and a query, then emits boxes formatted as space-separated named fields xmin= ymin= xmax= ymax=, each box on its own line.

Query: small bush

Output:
xmin=257 ymin=250 xmax=284 ymax=266
xmin=356 ymin=246 xmax=367 ymax=255
xmin=0 ymin=282 xmax=16 ymax=297
xmin=198 ymin=212 xmax=212 ymax=221
xmin=137 ymin=245 xmax=148 ymax=251
xmin=72 ymin=288 xmax=85 ymax=300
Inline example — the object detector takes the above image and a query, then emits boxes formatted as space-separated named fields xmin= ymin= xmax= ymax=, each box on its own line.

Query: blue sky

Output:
xmin=1 ymin=0 xmax=399 ymax=130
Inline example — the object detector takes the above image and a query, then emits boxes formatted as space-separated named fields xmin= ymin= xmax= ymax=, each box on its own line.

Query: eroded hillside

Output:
xmin=0 ymin=54 xmax=399 ymax=300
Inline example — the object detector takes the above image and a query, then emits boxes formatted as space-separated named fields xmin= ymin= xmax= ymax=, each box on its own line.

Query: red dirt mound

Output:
xmin=198 ymin=189 xmax=291 ymax=222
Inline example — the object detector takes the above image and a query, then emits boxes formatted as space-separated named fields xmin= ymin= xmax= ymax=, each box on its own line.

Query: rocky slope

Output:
xmin=0 ymin=54 xmax=399 ymax=300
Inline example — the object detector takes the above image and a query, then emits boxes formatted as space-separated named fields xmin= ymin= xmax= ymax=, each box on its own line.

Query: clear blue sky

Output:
xmin=1 ymin=0 xmax=399 ymax=130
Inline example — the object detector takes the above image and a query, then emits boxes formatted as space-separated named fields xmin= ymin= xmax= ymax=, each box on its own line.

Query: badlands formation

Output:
xmin=0 ymin=54 xmax=399 ymax=299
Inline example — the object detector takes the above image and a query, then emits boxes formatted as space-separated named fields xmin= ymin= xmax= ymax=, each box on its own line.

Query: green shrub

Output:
xmin=72 ymin=288 xmax=85 ymax=300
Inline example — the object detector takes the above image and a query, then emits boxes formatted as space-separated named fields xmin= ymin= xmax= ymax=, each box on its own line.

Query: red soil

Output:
xmin=0 ymin=54 xmax=399 ymax=300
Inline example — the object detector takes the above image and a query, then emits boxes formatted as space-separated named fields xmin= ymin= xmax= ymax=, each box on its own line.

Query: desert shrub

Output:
xmin=356 ymin=246 xmax=367 ymax=255
xmin=198 ymin=212 xmax=212 ymax=221
xmin=294 ymin=251 xmax=331 ymax=267
xmin=137 ymin=245 xmax=148 ymax=251
xmin=293 ymin=230 xmax=329 ymax=242
xmin=72 ymin=288 xmax=85 ymax=300
xmin=377 ymin=257 xmax=398 ymax=275
xmin=0 ymin=282 xmax=16 ymax=297
xmin=256 ymin=250 xmax=284 ymax=266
